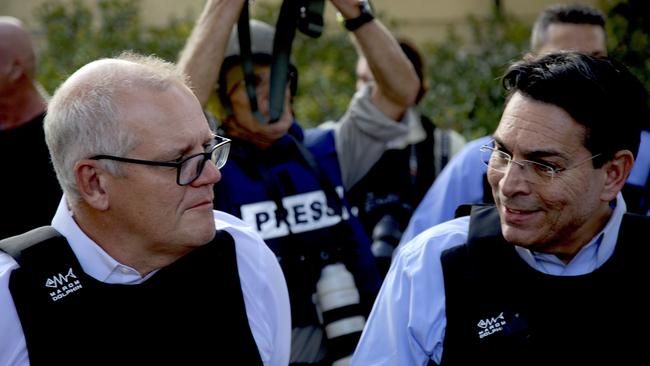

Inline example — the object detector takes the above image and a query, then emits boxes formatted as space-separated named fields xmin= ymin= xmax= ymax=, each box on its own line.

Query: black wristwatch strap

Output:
xmin=344 ymin=1 xmax=374 ymax=31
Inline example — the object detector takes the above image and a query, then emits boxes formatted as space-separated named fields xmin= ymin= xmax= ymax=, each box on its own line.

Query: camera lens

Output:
xmin=371 ymin=215 xmax=402 ymax=276
xmin=316 ymin=263 xmax=365 ymax=366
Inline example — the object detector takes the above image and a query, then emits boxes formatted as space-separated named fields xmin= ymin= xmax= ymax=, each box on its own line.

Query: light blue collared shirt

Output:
xmin=351 ymin=194 xmax=627 ymax=366
xmin=401 ymin=131 xmax=650 ymax=244
xmin=399 ymin=136 xmax=491 ymax=245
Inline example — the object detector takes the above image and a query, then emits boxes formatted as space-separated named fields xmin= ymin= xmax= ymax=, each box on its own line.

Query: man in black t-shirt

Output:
xmin=0 ymin=17 xmax=61 ymax=239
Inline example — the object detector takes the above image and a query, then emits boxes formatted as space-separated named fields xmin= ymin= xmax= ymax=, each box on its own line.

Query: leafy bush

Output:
xmin=34 ymin=0 xmax=647 ymax=138
xmin=245 ymin=2 xmax=359 ymax=127
xmin=223 ymin=2 xmax=529 ymax=136
xmin=35 ymin=0 xmax=192 ymax=93
xmin=418 ymin=12 xmax=529 ymax=138
xmin=601 ymin=0 xmax=650 ymax=108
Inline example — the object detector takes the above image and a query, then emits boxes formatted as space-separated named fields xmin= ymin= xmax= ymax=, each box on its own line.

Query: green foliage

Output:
xmin=35 ymin=0 xmax=193 ymax=93
xmin=249 ymin=2 xmax=357 ymax=127
xmin=419 ymin=13 xmax=529 ymax=139
xmin=34 ymin=0 xmax=647 ymax=138
xmin=600 ymin=0 xmax=650 ymax=104
xmin=250 ymin=2 xmax=530 ymax=134
xmin=291 ymin=32 xmax=357 ymax=126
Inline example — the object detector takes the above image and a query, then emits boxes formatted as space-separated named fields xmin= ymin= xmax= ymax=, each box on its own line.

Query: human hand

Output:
xmin=329 ymin=0 xmax=363 ymax=19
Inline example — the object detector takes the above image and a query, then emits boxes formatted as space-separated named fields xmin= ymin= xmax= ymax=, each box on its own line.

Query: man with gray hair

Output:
xmin=0 ymin=53 xmax=290 ymax=365
xmin=178 ymin=0 xmax=419 ymax=364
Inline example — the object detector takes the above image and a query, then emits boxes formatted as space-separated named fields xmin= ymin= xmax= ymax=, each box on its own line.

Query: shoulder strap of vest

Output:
xmin=467 ymin=204 xmax=501 ymax=243
xmin=443 ymin=204 xmax=501 ymax=277
xmin=0 ymin=226 xmax=61 ymax=259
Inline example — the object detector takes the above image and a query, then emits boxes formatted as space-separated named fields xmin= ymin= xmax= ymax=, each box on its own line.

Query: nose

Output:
xmin=191 ymin=159 xmax=221 ymax=187
xmin=499 ymin=161 xmax=532 ymax=197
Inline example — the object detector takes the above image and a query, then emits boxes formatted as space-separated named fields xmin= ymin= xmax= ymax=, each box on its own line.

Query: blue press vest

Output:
xmin=214 ymin=123 xmax=381 ymax=327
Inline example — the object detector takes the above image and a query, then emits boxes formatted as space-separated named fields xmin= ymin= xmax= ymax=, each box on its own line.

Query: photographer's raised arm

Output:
xmin=177 ymin=0 xmax=245 ymax=106
xmin=332 ymin=0 xmax=419 ymax=120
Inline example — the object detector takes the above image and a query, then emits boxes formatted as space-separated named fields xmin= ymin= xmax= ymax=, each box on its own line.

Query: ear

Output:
xmin=600 ymin=150 xmax=634 ymax=202
xmin=74 ymin=160 xmax=110 ymax=211
xmin=8 ymin=60 xmax=23 ymax=83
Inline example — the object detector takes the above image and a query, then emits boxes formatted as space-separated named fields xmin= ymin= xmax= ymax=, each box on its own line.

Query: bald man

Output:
xmin=0 ymin=17 xmax=61 ymax=239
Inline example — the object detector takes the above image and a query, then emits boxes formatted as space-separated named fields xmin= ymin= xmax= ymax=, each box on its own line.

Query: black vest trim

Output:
xmin=9 ymin=231 xmax=263 ymax=366
xmin=440 ymin=205 xmax=649 ymax=366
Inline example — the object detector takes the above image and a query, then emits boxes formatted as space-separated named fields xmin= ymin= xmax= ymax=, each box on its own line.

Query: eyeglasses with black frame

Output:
xmin=479 ymin=139 xmax=601 ymax=185
xmin=90 ymin=134 xmax=231 ymax=186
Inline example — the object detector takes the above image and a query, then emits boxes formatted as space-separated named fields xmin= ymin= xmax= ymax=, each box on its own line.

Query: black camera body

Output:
xmin=295 ymin=0 xmax=325 ymax=38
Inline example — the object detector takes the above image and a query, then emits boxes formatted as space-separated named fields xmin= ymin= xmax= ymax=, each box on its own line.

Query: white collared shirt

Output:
xmin=0 ymin=197 xmax=291 ymax=366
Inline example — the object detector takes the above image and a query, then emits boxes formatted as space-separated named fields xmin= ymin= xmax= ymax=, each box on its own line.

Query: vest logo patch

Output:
xmin=45 ymin=267 xmax=83 ymax=302
xmin=240 ymin=187 xmax=350 ymax=240
xmin=477 ymin=312 xmax=506 ymax=339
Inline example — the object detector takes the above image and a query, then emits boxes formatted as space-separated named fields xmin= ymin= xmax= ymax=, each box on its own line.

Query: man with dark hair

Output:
xmin=351 ymin=52 xmax=649 ymax=365
xmin=530 ymin=3 xmax=607 ymax=56
xmin=0 ymin=17 xmax=61 ymax=239
xmin=400 ymin=3 xmax=650 ymax=245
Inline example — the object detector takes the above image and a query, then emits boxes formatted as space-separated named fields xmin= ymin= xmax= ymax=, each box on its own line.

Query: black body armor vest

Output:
xmin=439 ymin=205 xmax=649 ymax=366
xmin=9 ymin=230 xmax=262 ymax=366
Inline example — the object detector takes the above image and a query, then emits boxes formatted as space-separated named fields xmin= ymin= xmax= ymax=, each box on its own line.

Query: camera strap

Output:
xmin=237 ymin=0 xmax=324 ymax=124
xmin=237 ymin=5 xmax=266 ymax=124
xmin=289 ymin=134 xmax=345 ymax=218
xmin=267 ymin=0 xmax=298 ymax=124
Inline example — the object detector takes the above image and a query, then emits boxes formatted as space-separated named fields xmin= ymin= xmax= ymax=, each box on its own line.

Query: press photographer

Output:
xmin=177 ymin=0 xmax=419 ymax=364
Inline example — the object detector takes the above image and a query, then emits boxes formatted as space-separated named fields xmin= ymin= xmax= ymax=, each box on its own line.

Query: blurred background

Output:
xmin=1 ymin=0 xmax=647 ymax=138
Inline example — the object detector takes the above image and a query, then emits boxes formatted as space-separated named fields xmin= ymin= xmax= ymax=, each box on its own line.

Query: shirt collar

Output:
xmin=51 ymin=196 xmax=152 ymax=284
xmin=515 ymin=192 xmax=627 ymax=276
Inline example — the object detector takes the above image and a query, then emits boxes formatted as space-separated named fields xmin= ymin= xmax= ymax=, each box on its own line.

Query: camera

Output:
xmin=295 ymin=0 xmax=325 ymax=38
xmin=360 ymin=194 xmax=412 ymax=277
xmin=315 ymin=262 xmax=365 ymax=366
xmin=370 ymin=214 xmax=403 ymax=276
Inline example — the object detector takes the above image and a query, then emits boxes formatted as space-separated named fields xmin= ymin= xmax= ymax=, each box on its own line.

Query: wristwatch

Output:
xmin=343 ymin=1 xmax=374 ymax=32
